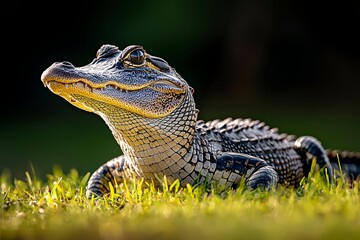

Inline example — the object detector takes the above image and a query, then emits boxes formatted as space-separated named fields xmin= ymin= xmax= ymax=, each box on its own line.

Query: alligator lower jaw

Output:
xmin=44 ymin=80 xmax=186 ymax=118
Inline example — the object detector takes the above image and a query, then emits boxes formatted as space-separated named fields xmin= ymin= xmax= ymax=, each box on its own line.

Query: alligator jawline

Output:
xmin=45 ymin=79 xmax=184 ymax=94
xmin=45 ymin=80 xmax=135 ymax=93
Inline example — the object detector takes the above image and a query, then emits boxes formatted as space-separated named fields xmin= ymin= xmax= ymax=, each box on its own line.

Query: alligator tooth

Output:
xmin=84 ymin=83 xmax=92 ymax=92
xmin=72 ymin=83 xmax=76 ymax=87
xmin=65 ymin=84 xmax=69 ymax=89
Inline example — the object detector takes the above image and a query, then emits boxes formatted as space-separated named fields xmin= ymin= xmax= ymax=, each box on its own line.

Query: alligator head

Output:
xmin=41 ymin=44 xmax=198 ymax=160
xmin=41 ymin=44 xmax=191 ymax=118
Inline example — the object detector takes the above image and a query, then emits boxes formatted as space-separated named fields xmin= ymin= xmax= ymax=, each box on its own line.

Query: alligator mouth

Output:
xmin=42 ymin=77 xmax=186 ymax=118
xmin=43 ymin=78 xmax=185 ymax=94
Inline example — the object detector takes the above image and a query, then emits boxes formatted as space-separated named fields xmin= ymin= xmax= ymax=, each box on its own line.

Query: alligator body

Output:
xmin=41 ymin=44 xmax=360 ymax=197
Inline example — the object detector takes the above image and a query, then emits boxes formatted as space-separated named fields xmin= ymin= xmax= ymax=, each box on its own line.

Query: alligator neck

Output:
xmin=98 ymin=92 xmax=198 ymax=175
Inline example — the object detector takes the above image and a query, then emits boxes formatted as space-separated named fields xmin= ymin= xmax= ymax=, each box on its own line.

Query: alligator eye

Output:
xmin=129 ymin=49 xmax=145 ymax=65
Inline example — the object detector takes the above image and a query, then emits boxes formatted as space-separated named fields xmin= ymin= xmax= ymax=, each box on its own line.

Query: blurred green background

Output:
xmin=1 ymin=0 xmax=359 ymax=180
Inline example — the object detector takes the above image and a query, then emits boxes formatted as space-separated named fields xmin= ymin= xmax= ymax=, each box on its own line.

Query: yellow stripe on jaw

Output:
xmin=44 ymin=75 xmax=185 ymax=93
xmin=44 ymin=77 xmax=152 ymax=91
xmin=46 ymin=81 xmax=184 ymax=118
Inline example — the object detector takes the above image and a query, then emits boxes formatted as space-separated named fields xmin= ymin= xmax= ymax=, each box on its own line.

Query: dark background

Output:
xmin=1 ymin=0 xmax=359 ymax=180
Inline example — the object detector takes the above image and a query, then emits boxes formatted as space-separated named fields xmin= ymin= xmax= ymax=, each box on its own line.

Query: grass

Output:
xmin=1 ymin=163 xmax=360 ymax=240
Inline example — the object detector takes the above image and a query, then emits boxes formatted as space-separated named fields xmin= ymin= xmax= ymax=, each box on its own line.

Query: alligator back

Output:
xmin=196 ymin=118 xmax=306 ymax=186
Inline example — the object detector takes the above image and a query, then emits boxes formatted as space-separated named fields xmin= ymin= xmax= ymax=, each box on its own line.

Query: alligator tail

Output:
xmin=326 ymin=149 xmax=360 ymax=182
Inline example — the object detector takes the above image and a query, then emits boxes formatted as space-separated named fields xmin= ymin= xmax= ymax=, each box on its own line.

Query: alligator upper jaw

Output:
xmin=41 ymin=65 xmax=186 ymax=95
xmin=41 ymin=59 xmax=187 ymax=94
xmin=41 ymin=60 xmax=188 ymax=117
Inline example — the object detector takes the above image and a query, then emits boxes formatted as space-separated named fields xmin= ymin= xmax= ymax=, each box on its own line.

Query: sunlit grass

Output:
xmin=1 ymin=163 xmax=360 ymax=240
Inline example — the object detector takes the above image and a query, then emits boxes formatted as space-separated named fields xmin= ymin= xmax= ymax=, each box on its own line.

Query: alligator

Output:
xmin=41 ymin=44 xmax=360 ymax=197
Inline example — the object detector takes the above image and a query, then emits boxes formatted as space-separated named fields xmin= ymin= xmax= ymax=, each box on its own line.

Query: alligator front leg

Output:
xmin=216 ymin=152 xmax=279 ymax=190
xmin=86 ymin=155 xmax=131 ymax=197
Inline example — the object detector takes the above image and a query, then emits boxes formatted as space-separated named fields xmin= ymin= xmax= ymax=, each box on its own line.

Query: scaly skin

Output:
xmin=41 ymin=44 xmax=360 ymax=197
